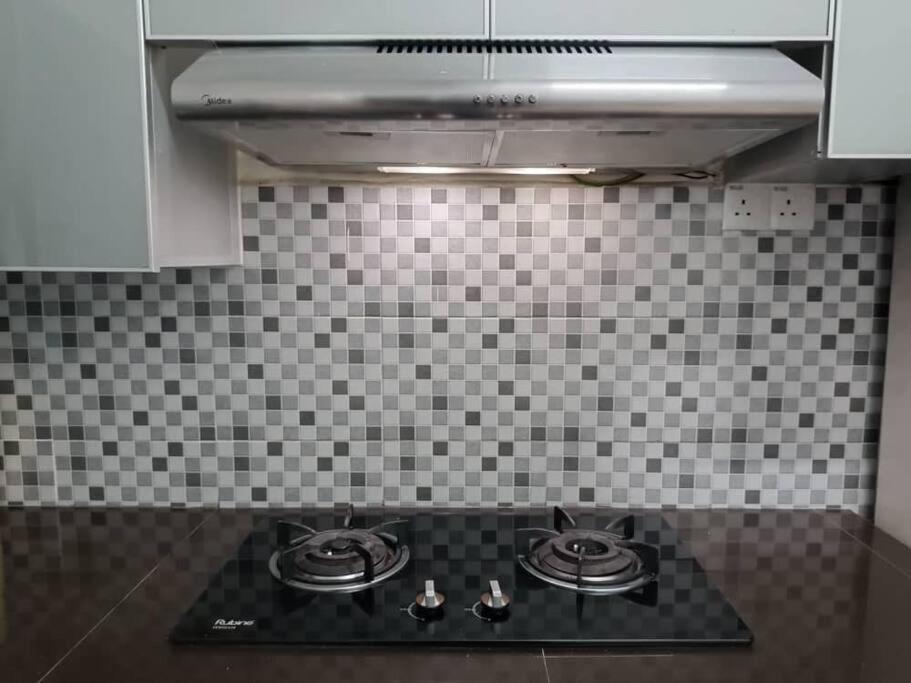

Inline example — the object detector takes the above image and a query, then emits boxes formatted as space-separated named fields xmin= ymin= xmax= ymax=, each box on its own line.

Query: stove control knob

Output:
xmin=479 ymin=579 xmax=511 ymax=616
xmin=415 ymin=579 xmax=446 ymax=611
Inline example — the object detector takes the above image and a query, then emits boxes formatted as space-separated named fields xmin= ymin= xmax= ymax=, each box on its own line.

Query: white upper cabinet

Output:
xmin=0 ymin=0 xmax=152 ymax=269
xmin=492 ymin=0 xmax=833 ymax=41
xmin=146 ymin=0 xmax=490 ymax=41
xmin=0 ymin=1 xmax=240 ymax=271
xmin=828 ymin=0 xmax=911 ymax=158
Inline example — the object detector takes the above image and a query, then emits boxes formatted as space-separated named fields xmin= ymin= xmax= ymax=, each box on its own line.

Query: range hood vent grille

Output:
xmin=375 ymin=40 xmax=612 ymax=55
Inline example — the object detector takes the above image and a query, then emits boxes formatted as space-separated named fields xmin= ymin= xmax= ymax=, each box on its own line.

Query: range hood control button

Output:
xmin=500 ymin=95 xmax=509 ymax=104
xmin=486 ymin=95 xmax=496 ymax=105
xmin=528 ymin=94 xmax=538 ymax=104
xmin=473 ymin=95 xmax=482 ymax=104
xmin=514 ymin=95 xmax=524 ymax=104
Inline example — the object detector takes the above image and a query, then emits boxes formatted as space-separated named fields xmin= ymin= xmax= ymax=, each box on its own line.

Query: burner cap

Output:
xmin=565 ymin=538 xmax=610 ymax=555
xmin=324 ymin=537 xmax=354 ymax=554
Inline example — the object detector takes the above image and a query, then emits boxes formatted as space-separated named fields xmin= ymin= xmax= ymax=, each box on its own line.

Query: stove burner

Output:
xmin=518 ymin=506 xmax=658 ymax=595
xmin=269 ymin=505 xmax=409 ymax=593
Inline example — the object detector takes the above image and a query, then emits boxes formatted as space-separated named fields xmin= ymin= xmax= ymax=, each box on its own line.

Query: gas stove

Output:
xmin=171 ymin=506 xmax=752 ymax=646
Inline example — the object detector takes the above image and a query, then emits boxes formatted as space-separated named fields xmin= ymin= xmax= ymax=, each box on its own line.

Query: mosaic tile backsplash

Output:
xmin=0 ymin=184 xmax=894 ymax=513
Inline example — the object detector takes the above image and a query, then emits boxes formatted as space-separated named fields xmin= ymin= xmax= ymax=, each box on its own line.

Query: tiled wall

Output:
xmin=0 ymin=184 xmax=894 ymax=513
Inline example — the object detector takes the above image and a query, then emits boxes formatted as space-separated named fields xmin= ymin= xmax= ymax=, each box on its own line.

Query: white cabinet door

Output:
xmin=0 ymin=0 xmax=152 ymax=270
xmin=828 ymin=0 xmax=911 ymax=158
xmin=492 ymin=0 xmax=832 ymax=41
xmin=146 ymin=0 xmax=490 ymax=41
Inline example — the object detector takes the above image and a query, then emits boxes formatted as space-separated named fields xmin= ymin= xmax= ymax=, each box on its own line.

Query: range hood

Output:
xmin=171 ymin=44 xmax=824 ymax=171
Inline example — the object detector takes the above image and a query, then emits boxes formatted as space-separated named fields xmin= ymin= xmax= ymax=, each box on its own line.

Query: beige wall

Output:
xmin=876 ymin=177 xmax=911 ymax=546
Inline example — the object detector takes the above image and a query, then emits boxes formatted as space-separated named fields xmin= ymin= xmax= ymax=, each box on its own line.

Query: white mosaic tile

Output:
xmin=0 ymin=184 xmax=895 ymax=515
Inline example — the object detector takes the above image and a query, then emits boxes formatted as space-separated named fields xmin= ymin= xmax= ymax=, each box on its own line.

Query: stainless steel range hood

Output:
xmin=171 ymin=45 xmax=824 ymax=171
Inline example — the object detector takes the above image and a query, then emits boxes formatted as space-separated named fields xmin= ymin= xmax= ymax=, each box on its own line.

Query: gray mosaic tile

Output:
xmin=0 ymin=183 xmax=895 ymax=514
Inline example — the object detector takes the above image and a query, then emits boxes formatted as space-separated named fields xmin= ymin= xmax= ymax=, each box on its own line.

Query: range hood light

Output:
xmin=377 ymin=166 xmax=596 ymax=175
xmin=549 ymin=81 xmax=729 ymax=93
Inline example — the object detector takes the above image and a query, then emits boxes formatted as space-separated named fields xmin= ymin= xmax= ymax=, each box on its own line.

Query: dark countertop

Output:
xmin=2 ymin=508 xmax=909 ymax=683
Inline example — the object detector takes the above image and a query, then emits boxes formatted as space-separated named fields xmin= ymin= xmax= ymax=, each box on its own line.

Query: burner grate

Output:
xmin=269 ymin=504 xmax=410 ymax=594
xmin=518 ymin=506 xmax=659 ymax=595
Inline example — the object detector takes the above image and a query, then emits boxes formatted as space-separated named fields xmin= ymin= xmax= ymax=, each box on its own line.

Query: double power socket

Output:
xmin=722 ymin=183 xmax=816 ymax=232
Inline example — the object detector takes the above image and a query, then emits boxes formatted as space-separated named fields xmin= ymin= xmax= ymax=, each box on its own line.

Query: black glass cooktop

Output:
xmin=171 ymin=509 xmax=753 ymax=646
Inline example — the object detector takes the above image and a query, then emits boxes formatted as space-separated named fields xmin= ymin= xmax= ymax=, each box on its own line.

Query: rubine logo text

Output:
xmin=212 ymin=618 xmax=255 ymax=630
